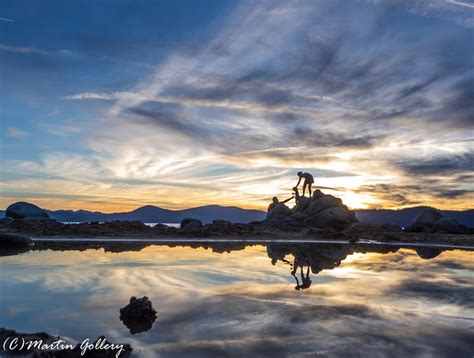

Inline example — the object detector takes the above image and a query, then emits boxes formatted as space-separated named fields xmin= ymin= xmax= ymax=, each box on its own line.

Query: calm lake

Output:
xmin=1 ymin=243 xmax=473 ymax=357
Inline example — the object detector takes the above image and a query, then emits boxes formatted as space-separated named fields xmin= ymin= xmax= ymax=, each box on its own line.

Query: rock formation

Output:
xmin=180 ymin=218 xmax=203 ymax=229
xmin=407 ymin=208 xmax=464 ymax=233
xmin=5 ymin=202 xmax=54 ymax=221
xmin=264 ymin=190 xmax=357 ymax=229
xmin=119 ymin=296 xmax=158 ymax=334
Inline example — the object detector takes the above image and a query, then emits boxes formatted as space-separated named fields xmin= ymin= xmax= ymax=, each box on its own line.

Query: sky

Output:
xmin=0 ymin=0 xmax=473 ymax=212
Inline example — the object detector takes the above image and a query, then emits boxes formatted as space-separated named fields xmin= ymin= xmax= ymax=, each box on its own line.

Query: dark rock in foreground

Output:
xmin=120 ymin=296 xmax=158 ymax=334
xmin=5 ymin=202 xmax=54 ymax=221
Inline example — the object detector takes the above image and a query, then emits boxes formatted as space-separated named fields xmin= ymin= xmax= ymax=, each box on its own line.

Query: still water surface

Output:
xmin=0 ymin=243 xmax=473 ymax=357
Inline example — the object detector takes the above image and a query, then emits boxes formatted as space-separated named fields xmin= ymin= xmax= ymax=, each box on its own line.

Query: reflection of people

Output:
xmin=267 ymin=195 xmax=294 ymax=213
xmin=291 ymin=262 xmax=312 ymax=290
xmin=295 ymin=172 xmax=314 ymax=197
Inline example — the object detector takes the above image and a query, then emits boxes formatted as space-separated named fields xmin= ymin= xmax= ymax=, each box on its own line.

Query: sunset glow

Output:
xmin=1 ymin=0 xmax=473 ymax=212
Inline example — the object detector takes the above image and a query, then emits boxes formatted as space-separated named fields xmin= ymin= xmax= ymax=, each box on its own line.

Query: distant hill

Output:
xmin=1 ymin=205 xmax=473 ymax=227
xmin=47 ymin=205 xmax=265 ymax=224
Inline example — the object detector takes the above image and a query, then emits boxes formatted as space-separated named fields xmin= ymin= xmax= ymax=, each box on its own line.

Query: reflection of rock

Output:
xmin=120 ymin=296 xmax=158 ymax=334
xmin=5 ymin=201 xmax=54 ymax=221
xmin=0 ymin=233 xmax=32 ymax=257
xmin=415 ymin=247 xmax=442 ymax=259
xmin=0 ymin=328 xmax=132 ymax=357
xmin=180 ymin=218 xmax=203 ymax=229
xmin=407 ymin=208 xmax=463 ymax=234
xmin=264 ymin=190 xmax=357 ymax=229
xmin=267 ymin=244 xmax=352 ymax=276
xmin=0 ymin=233 xmax=32 ymax=247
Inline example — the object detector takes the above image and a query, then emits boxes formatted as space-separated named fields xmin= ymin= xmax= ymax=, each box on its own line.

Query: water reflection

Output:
xmin=0 ymin=242 xmax=473 ymax=357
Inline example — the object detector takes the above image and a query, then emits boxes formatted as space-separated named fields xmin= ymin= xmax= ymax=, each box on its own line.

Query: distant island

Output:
xmin=1 ymin=205 xmax=473 ymax=228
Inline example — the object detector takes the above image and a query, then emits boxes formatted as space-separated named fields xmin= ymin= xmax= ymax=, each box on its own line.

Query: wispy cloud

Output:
xmin=2 ymin=0 xmax=474 ymax=211
xmin=0 ymin=17 xmax=14 ymax=22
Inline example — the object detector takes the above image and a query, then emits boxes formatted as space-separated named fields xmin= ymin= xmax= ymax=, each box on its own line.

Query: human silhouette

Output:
xmin=295 ymin=171 xmax=314 ymax=197
xmin=291 ymin=262 xmax=312 ymax=290
xmin=267 ymin=195 xmax=294 ymax=213
xmin=292 ymin=186 xmax=300 ymax=204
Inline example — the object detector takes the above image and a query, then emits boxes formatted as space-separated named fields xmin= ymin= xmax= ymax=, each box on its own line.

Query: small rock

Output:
xmin=120 ymin=296 xmax=158 ymax=334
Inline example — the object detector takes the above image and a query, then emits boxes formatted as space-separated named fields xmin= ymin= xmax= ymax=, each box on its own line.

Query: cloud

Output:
xmin=0 ymin=17 xmax=14 ymax=22
xmin=3 ymin=0 xmax=474 ymax=211
xmin=396 ymin=152 xmax=474 ymax=175
xmin=5 ymin=127 xmax=26 ymax=138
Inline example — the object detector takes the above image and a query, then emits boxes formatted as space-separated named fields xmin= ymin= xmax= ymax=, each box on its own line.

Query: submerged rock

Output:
xmin=180 ymin=218 xmax=203 ymax=229
xmin=5 ymin=202 xmax=53 ymax=221
xmin=120 ymin=296 xmax=158 ymax=334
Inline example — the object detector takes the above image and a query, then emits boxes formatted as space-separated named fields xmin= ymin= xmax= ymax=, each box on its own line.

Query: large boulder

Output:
xmin=293 ymin=196 xmax=311 ymax=213
xmin=408 ymin=208 xmax=443 ymax=232
xmin=180 ymin=218 xmax=203 ymax=229
xmin=266 ymin=203 xmax=292 ymax=220
xmin=306 ymin=195 xmax=343 ymax=216
xmin=433 ymin=218 xmax=461 ymax=233
xmin=304 ymin=207 xmax=350 ymax=228
xmin=407 ymin=208 xmax=462 ymax=233
xmin=5 ymin=202 xmax=52 ymax=221
xmin=264 ymin=190 xmax=356 ymax=229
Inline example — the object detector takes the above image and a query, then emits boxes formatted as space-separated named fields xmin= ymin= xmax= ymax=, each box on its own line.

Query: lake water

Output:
xmin=0 ymin=243 xmax=473 ymax=357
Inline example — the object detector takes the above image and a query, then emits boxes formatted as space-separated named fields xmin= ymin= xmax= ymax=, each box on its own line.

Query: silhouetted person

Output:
xmin=292 ymin=265 xmax=312 ymax=290
xmin=295 ymin=171 xmax=314 ymax=197
xmin=267 ymin=195 xmax=294 ymax=212
xmin=292 ymin=186 xmax=300 ymax=204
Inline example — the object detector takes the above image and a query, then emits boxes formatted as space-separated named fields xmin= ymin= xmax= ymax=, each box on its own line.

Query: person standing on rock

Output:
xmin=295 ymin=171 xmax=314 ymax=197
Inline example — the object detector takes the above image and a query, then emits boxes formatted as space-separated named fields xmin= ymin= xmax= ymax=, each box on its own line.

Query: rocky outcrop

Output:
xmin=119 ymin=296 xmax=158 ymax=334
xmin=5 ymin=202 xmax=53 ymax=221
xmin=264 ymin=190 xmax=357 ymax=229
xmin=180 ymin=218 xmax=203 ymax=229
xmin=407 ymin=208 xmax=464 ymax=233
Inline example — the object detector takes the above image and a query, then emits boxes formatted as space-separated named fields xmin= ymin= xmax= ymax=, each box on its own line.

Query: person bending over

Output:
xmin=295 ymin=171 xmax=314 ymax=197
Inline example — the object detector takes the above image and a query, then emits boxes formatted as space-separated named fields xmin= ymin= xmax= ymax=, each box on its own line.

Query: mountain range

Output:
xmin=1 ymin=205 xmax=473 ymax=227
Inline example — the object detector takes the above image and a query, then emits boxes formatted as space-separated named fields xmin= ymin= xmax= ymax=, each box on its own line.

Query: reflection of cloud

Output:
xmin=1 ymin=246 xmax=473 ymax=356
